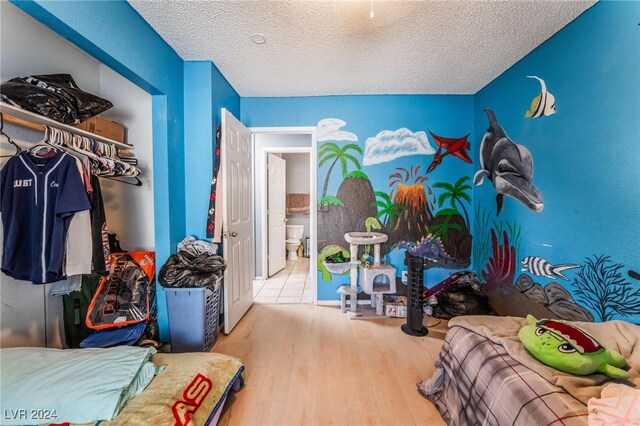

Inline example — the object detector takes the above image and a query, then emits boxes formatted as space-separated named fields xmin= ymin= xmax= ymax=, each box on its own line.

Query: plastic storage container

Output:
xmin=166 ymin=277 xmax=221 ymax=352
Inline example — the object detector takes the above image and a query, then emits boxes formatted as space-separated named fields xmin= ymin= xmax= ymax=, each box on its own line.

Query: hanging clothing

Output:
xmin=0 ymin=151 xmax=90 ymax=284
xmin=50 ymin=275 xmax=82 ymax=297
xmin=64 ymin=157 xmax=93 ymax=276
xmin=206 ymin=124 xmax=222 ymax=240
xmin=90 ymin=174 xmax=109 ymax=276
xmin=65 ymin=211 xmax=93 ymax=276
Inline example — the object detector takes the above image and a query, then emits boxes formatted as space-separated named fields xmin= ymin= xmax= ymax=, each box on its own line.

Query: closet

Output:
xmin=0 ymin=2 xmax=154 ymax=348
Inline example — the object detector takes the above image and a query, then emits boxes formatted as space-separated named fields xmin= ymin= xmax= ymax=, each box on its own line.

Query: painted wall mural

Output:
xmin=426 ymin=132 xmax=472 ymax=173
xmin=317 ymin=118 xmax=474 ymax=287
xmin=474 ymin=103 xmax=640 ymax=324
xmin=363 ymin=128 xmax=435 ymax=165
xmin=477 ymin=222 xmax=596 ymax=323
xmin=474 ymin=109 xmax=544 ymax=216
xmin=572 ymin=256 xmax=640 ymax=322
xmin=525 ymin=76 xmax=557 ymax=118
xmin=473 ymin=0 xmax=639 ymax=325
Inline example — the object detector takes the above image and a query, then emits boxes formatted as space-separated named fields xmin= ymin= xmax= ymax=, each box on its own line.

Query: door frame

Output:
xmin=250 ymin=127 xmax=318 ymax=304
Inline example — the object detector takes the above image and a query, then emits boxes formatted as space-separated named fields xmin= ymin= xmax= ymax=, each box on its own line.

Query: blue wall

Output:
xmin=243 ymin=95 xmax=474 ymax=300
xmin=184 ymin=62 xmax=240 ymax=239
xmin=472 ymin=1 xmax=640 ymax=323
xmin=11 ymin=0 xmax=638 ymax=328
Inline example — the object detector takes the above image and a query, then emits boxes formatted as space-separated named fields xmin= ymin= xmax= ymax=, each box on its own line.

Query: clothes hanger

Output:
xmin=0 ymin=113 xmax=23 ymax=158
xmin=28 ymin=126 xmax=59 ymax=158
xmin=101 ymin=175 xmax=143 ymax=187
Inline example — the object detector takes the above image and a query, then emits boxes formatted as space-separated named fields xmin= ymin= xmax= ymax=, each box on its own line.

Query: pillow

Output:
xmin=518 ymin=315 xmax=629 ymax=379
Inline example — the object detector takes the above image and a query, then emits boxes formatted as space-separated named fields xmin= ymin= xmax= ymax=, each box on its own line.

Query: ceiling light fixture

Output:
xmin=250 ymin=33 xmax=266 ymax=44
xmin=370 ymin=0 xmax=374 ymax=18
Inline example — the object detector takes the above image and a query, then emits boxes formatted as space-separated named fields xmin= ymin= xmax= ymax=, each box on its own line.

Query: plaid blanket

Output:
xmin=419 ymin=326 xmax=588 ymax=426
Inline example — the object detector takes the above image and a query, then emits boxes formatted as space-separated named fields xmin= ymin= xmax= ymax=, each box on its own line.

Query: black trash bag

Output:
xmin=159 ymin=252 xmax=226 ymax=291
xmin=0 ymin=74 xmax=112 ymax=124
xmin=432 ymin=276 xmax=494 ymax=320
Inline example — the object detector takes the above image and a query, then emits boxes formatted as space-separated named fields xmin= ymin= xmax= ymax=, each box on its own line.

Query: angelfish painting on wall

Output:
xmin=525 ymin=76 xmax=556 ymax=118
xmin=474 ymin=109 xmax=544 ymax=215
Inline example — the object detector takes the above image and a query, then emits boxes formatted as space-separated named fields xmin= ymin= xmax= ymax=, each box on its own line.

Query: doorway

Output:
xmin=251 ymin=129 xmax=317 ymax=304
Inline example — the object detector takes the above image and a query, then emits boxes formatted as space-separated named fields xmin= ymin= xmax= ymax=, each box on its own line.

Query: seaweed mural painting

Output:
xmin=479 ymin=227 xmax=594 ymax=322
xmin=482 ymin=229 xmax=517 ymax=291
xmin=572 ymin=255 xmax=640 ymax=322
xmin=473 ymin=206 xmax=492 ymax=271
xmin=474 ymin=205 xmax=521 ymax=272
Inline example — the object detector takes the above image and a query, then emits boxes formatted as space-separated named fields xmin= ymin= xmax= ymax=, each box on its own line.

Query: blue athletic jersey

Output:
xmin=1 ymin=151 xmax=91 ymax=284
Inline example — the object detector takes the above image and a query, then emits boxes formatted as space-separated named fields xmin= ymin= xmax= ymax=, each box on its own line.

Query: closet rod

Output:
xmin=0 ymin=102 xmax=133 ymax=150
xmin=3 ymin=113 xmax=43 ymax=133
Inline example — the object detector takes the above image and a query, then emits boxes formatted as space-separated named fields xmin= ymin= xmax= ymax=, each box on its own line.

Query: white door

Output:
xmin=267 ymin=154 xmax=287 ymax=276
xmin=221 ymin=109 xmax=253 ymax=334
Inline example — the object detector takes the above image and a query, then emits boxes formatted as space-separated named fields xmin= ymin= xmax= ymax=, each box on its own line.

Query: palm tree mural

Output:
xmin=373 ymin=191 xmax=404 ymax=229
xmin=433 ymin=176 xmax=472 ymax=227
xmin=429 ymin=209 xmax=463 ymax=245
xmin=319 ymin=142 xmax=363 ymax=199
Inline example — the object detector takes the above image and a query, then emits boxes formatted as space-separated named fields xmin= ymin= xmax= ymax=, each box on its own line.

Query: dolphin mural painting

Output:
xmin=474 ymin=109 xmax=544 ymax=215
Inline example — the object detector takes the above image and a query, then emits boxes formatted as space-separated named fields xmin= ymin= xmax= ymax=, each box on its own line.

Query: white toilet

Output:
xmin=285 ymin=225 xmax=304 ymax=261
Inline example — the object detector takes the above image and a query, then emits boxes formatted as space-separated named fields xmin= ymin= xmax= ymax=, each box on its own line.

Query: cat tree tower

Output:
xmin=337 ymin=232 xmax=396 ymax=318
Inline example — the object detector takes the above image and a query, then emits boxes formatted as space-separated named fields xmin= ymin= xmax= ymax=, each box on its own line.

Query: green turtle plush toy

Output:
xmin=518 ymin=315 xmax=629 ymax=379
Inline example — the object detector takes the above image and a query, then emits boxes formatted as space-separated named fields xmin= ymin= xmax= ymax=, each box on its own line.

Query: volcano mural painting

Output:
xmin=317 ymin=118 xmax=475 ymax=285
xmin=387 ymin=166 xmax=434 ymax=247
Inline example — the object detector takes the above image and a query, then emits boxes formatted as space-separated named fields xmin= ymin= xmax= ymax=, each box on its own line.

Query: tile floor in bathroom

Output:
xmin=253 ymin=257 xmax=314 ymax=304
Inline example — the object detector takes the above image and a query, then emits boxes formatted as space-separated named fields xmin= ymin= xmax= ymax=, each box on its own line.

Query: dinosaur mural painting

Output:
xmin=317 ymin=118 xmax=474 ymax=284
xmin=426 ymin=132 xmax=472 ymax=173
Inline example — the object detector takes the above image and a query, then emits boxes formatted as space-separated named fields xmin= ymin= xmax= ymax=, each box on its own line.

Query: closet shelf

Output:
xmin=0 ymin=102 xmax=134 ymax=150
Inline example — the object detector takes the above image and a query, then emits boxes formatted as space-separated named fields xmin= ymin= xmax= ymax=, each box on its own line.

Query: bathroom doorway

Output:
xmin=251 ymin=129 xmax=317 ymax=304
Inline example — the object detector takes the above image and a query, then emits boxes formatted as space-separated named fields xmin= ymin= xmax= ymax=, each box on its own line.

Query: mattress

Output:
xmin=0 ymin=347 xmax=244 ymax=426
xmin=105 ymin=351 xmax=244 ymax=426
xmin=420 ymin=326 xmax=589 ymax=425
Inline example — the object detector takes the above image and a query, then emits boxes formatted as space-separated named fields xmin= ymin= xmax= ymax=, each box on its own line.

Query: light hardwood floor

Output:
xmin=216 ymin=303 xmax=447 ymax=426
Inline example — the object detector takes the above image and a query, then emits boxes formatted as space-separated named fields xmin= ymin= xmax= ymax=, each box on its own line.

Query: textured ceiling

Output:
xmin=129 ymin=0 xmax=595 ymax=97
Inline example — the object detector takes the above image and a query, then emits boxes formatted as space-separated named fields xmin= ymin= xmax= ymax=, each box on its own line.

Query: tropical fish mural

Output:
xmin=474 ymin=109 xmax=544 ymax=215
xmin=426 ymin=131 xmax=472 ymax=173
xmin=520 ymin=256 xmax=580 ymax=281
xmin=525 ymin=76 xmax=557 ymax=118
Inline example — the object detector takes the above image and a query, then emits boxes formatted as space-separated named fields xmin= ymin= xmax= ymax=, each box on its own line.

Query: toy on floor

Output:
xmin=518 ymin=315 xmax=629 ymax=379
xmin=336 ymin=231 xmax=396 ymax=317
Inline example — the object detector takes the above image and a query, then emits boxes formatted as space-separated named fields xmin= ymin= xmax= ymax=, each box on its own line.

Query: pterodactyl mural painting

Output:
xmin=426 ymin=132 xmax=472 ymax=173
xmin=474 ymin=109 xmax=544 ymax=215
